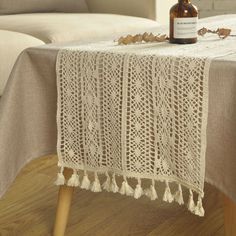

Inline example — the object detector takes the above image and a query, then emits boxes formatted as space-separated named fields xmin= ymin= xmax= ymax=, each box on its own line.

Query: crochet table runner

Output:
xmin=55 ymin=38 xmax=233 ymax=217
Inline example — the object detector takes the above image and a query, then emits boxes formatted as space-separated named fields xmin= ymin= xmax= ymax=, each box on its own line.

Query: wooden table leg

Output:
xmin=53 ymin=168 xmax=74 ymax=236
xmin=223 ymin=194 xmax=236 ymax=236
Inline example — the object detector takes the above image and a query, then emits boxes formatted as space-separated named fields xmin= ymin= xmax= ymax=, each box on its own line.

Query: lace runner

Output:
xmin=56 ymin=36 xmax=234 ymax=216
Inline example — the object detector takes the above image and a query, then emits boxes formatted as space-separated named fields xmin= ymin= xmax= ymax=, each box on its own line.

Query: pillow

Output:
xmin=0 ymin=0 xmax=89 ymax=15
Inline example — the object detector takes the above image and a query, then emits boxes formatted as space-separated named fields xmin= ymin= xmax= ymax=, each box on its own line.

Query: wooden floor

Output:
xmin=0 ymin=155 xmax=224 ymax=236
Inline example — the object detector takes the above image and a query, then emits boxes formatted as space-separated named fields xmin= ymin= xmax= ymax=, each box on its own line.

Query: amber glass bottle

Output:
xmin=170 ymin=0 xmax=198 ymax=44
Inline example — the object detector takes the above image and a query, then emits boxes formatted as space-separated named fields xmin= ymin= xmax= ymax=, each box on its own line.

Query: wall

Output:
xmin=156 ymin=0 xmax=236 ymax=24
xmin=192 ymin=0 xmax=236 ymax=18
xmin=156 ymin=0 xmax=176 ymax=24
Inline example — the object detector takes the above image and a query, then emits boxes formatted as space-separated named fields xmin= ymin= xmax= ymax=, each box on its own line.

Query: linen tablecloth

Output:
xmin=0 ymin=15 xmax=236 ymax=205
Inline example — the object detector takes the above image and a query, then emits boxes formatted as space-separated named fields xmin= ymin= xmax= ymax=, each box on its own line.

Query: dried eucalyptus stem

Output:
xmin=198 ymin=27 xmax=236 ymax=39
xmin=117 ymin=32 xmax=169 ymax=45
xmin=117 ymin=27 xmax=235 ymax=45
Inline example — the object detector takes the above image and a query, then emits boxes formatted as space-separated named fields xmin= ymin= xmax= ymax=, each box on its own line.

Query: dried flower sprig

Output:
xmin=117 ymin=27 xmax=235 ymax=45
xmin=117 ymin=32 xmax=169 ymax=45
xmin=198 ymin=27 xmax=236 ymax=39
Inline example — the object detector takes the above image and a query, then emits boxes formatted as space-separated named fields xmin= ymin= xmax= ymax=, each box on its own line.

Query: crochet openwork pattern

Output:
xmin=56 ymin=42 xmax=213 ymax=216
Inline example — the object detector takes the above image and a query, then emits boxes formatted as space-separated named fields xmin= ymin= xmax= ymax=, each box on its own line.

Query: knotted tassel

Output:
xmin=55 ymin=167 xmax=65 ymax=186
xmin=67 ymin=169 xmax=80 ymax=187
xmin=187 ymin=189 xmax=196 ymax=213
xmin=194 ymin=194 xmax=205 ymax=217
xmin=174 ymin=184 xmax=184 ymax=205
xmin=110 ymin=173 xmax=119 ymax=193
xmin=80 ymin=171 xmax=91 ymax=190
xmin=119 ymin=177 xmax=134 ymax=196
xmin=119 ymin=181 xmax=126 ymax=195
xmin=91 ymin=172 xmax=102 ymax=192
xmin=102 ymin=172 xmax=111 ymax=192
xmin=145 ymin=179 xmax=158 ymax=201
xmin=163 ymin=180 xmax=174 ymax=203
xmin=134 ymin=178 xmax=144 ymax=199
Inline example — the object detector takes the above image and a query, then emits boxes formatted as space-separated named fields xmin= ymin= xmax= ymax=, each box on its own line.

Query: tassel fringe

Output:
xmin=55 ymin=167 xmax=65 ymax=186
xmin=102 ymin=172 xmax=111 ymax=192
xmin=91 ymin=172 xmax=102 ymax=192
xmin=134 ymin=178 xmax=144 ymax=199
xmin=80 ymin=171 xmax=91 ymax=190
xmin=119 ymin=177 xmax=134 ymax=196
xmin=145 ymin=180 xmax=158 ymax=201
xmin=119 ymin=181 xmax=126 ymax=195
xmin=54 ymin=168 xmax=205 ymax=217
xmin=110 ymin=174 xmax=119 ymax=193
xmin=67 ymin=169 xmax=80 ymax=187
xmin=174 ymin=184 xmax=184 ymax=205
xmin=187 ymin=189 xmax=196 ymax=213
xmin=195 ymin=195 xmax=205 ymax=217
xmin=163 ymin=181 xmax=174 ymax=203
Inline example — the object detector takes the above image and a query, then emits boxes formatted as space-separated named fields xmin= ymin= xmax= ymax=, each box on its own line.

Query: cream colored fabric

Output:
xmin=0 ymin=30 xmax=44 ymax=96
xmin=56 ymin=45 xmax=212 ymax=216
xmin=0 ymin=0 xmax=88 ymax=14
xmin=55 ymin=20 xmax=235 ymax=214
xmin=86 ymin=0 xmax=156 ymax=20
xmin=0 ymin=13 xmax=159 ymax=44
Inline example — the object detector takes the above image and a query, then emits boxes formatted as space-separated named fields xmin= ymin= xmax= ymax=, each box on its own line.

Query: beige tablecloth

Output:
xmin=0 ymin=42 xmax=236 ymax=201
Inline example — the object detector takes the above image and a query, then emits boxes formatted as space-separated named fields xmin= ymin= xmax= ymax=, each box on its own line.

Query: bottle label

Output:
xmin=174 ymin=17 xmax=198 ymax=39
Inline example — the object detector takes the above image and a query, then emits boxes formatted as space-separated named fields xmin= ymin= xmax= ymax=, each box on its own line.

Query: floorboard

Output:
xmin=0 ymin=155 xmax=224 ymax=236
